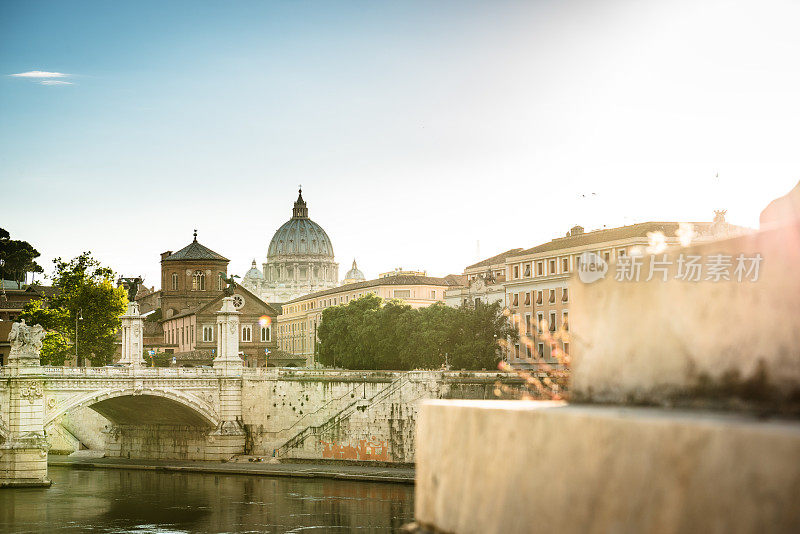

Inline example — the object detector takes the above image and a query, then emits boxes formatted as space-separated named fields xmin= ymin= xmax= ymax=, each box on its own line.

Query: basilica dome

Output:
xmin=267 ymin=189 xmax=334 ymax=259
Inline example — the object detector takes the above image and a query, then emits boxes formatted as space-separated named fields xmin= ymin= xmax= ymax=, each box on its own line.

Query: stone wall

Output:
xmin=242 ymin=369 xmax=526 ymax=463
xmin=571 ymin=219 xmax=800 ymax=413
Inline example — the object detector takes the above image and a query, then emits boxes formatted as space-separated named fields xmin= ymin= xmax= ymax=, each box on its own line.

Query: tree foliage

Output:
xmin=20 ymin=252 xmax=127 ymax=366
xmin=0 ymin=227 xmax=43 ymax=283
xmin=317 ymin=295 xmax=517 ymax=370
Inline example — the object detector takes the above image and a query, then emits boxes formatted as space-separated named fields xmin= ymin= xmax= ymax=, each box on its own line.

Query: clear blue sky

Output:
xmin=2 ymin=0 xmax=799 ymax=287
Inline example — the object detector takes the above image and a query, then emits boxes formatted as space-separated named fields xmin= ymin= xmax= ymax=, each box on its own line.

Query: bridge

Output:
xmin=1 ymin=297 xmax=248 ymax=487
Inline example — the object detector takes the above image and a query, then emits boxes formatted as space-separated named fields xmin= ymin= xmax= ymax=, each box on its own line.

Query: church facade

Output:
xmin=242 ymin=190 xmax=339 ymax=303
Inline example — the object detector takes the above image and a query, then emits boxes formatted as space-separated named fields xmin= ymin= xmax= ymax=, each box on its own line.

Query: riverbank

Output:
xmin=48 ymin=454 xmax=415 ymax=484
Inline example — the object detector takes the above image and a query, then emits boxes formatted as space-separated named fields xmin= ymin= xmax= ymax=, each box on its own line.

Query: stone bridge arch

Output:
xmin=45 ymin=388 xmax=220 ymax=429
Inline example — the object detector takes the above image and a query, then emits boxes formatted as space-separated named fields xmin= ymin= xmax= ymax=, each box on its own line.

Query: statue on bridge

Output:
xmin=8 ymin=319 xmax=46 ymax=365
xmin=118 ymin=276 xmax=144 ymax=302
xmin=221 ymin=274 xmax=240 ymax=297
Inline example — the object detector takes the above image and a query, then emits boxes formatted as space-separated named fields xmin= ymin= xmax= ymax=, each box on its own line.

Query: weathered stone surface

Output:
xmin=571 ymin=221 xmax=800 ymax=411
xmin=241 ymin=369 xmax=526 ymax=462
xmin=415 ymin=400 xmax=800 ymax=534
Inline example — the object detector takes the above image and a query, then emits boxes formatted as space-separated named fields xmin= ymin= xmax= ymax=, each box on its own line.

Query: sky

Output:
xmin=2 ymin=0 xmax=799 ymax=287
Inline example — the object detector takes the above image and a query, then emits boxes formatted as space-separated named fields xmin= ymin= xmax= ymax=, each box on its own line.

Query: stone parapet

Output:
xmin=415 ymin=400 xmax=800 ymax=534
xmin=571 ymin=220 xmax=800 ymax=412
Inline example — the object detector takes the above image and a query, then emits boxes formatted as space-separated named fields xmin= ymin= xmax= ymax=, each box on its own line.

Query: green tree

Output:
xmin=21 ymin=252 xmax=127 ymax=366
xmin=447 ymin=301 xmax=518 ymax=370
xmin=0 ymin=227 xmax=44 ymax=283
xmin=316 ymin=295 xmax=516 ymax=370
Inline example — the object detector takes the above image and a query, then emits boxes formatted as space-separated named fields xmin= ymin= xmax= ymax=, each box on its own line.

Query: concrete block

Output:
xmin=415 ymin=400 xmax=800 ymax=534
xmin=571 ymin=222 xmax=800 ymax=411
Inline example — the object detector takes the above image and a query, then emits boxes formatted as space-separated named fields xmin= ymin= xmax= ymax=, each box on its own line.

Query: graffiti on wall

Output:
xmin=321 ymin=438 xmax=390 ymax=461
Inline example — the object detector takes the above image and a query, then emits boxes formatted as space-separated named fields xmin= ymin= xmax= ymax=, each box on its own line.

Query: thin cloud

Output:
xmin=11 ymin=71 xmax=69 ymax=78
xmin=39 ymin=80 xmax=73 ymax=85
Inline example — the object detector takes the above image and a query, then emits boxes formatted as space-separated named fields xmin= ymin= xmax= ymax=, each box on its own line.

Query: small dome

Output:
xmin=344 ymin=259 xmax=365 ymax=282
xmin=243 ymin=259 xmax=264 ymax=280
xmin=267 ymin=189 xmax=335 ymax=259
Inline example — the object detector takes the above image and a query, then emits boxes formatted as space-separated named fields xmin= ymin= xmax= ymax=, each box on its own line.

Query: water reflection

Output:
xmin=0 ymin=466 xmax=414 ymax=533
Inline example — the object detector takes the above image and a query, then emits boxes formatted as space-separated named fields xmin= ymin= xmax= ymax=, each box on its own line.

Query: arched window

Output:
xmin=192 ymin=270 xmax=206 ymax=291
xmin=218 ymin=273 xmax=225 ymax=291
xmin=171 ymin=273 xmax=178 ymax=290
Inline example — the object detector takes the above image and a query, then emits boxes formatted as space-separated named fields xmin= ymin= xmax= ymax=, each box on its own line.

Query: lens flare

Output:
xmin=258 ymin=315 xmax=272 ymax=327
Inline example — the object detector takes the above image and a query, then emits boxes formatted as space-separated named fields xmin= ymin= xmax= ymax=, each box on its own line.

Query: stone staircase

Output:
xmin=276 ymin=374 xmax=409 ymax=458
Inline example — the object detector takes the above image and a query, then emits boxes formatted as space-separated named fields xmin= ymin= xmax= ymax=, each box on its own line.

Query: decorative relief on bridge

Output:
xmin=19 ymin=381 xmax=44 ymax=403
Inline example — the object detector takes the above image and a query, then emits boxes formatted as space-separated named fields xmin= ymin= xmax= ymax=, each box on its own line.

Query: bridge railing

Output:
xmin=36 ymin=366 xmax=219 ymax=378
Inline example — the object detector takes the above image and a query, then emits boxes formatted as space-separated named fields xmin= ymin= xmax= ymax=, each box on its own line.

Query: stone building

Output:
xmin=155 ymin=232 xmax=285 ymax=367
xmin=277 ymin=272 xmax=465 ymax=366
xmin=242 ymin=189 xmax=339 ymax=303
xmin=446 ymin=216 xmax=751 ymax=367
xmin=444 ymin=248 xmax=521 ymax=308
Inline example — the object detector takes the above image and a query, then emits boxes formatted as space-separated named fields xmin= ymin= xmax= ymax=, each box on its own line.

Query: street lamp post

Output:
xmin=75 ymin=308 xmax=83 ymax=366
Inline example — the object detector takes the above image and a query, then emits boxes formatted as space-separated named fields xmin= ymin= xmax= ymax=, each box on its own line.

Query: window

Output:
xmin=513 ymin=265 xmax=519 ymax=279
xmin=218 ymin=273 xmax=224 ymax=290
xmin=537 ymin=313 xmax=544 ymax=333
xmin=549 ymin=259 xmax=556 ymax=274
xmin=618 ymin=248 xmax=627 ymax=258
xmin=171 ymin=273 xmax=178 ymax=290
xmin=524 ymin=264 xmax=531 ymax=277
xmin=394 ymin=290 xmax=411 ymax=298
xmin=604 ymin=251 xmax=611 ymax=263
xmin=512 ymin=293 xmax=519 ymax=306
xmin=538 ymin=343 xmax=544 ymax=358
xmin=524 ymin=292 xmax=531 ymax=306
xmin=563 ymin=311 xmax=569 ymax=331
xmin=242 ymin=325 xmax=252 ymax=342
xmin=181 ymin=327 xmax=185 ymax=345
xmin=563 ymin=342 xmax=570 ymax=356
xmin=260 ymin=325 xmax=271 ymax=342
xmin=562 ymin=288 xmax=569 ymax=302
xmin=549 ymin=289 xmax=556 ymax=303
xmin=536 ymin=291 xmax=543 ymax=305
xmin=562 ymin=257 xmax=570 ymax=272
xmin=537 ymin=262 xmax=543 ymax=276
xmin=192 ymin=270 xmax=206 ymax=291
xmin=191 ymin=325 xmax=194 ymax=343
xmin=550 ymin=312 xmax=557 ymax=331
xmin=525 ymin=313 xmax=532 ymax=335
xmin=430 ymin=290 xmax=436 ymax=299
xmin=515 ymin=343 xmax=520 ymax=359
xmin=203 ymin=325 xmax=214 ymax=342
xmin=526 ymin=344 xmax=533 ymax=359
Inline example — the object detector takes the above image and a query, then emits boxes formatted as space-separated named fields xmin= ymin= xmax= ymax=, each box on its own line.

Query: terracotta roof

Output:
xmin=510 ymin=222 xmax=715 ymax=258
xmin=465 ymin=248 xmax=524 ymax=270
xmin=159 ymin=284 xmax=278 ymax=322
xmin=162 ymin=239 xmax=228 ymax=262
xmin=284 ymin=275 xmax=463 ymax=304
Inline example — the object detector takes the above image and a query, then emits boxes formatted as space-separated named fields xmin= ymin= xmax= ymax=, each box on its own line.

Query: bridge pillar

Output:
xmin=0 ymin=321 xmax=50 ymax=487
xmin=208 ymin=297 xmax=246 ymax=460
xmin=118 ymin=302 xmax=146 ymax=367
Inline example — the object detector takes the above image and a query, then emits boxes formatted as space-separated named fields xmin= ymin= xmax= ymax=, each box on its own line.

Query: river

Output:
xmin=0 ymin=466 xmax=415 ymax=533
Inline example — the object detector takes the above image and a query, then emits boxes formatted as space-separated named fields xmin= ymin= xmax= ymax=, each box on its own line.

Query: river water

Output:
xmin=0 ymin=467 xmax=415 ymax=533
